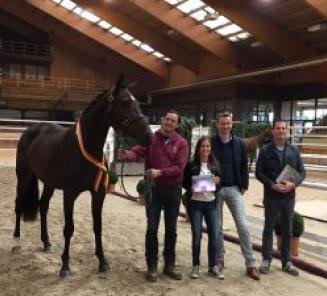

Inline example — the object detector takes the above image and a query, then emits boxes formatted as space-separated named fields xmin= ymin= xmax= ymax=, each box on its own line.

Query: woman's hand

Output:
xmin=213 ymin=176 xmax=220 ymax=185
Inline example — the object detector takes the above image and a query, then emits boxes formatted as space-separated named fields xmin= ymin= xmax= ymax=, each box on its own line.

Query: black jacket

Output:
xmin=211 ymin=135 xmax=249 ymax=190
xmin=256 ymin=142 xmax=305 ymax=199
xmin=182 ymin=160 xmax=220 ymax=205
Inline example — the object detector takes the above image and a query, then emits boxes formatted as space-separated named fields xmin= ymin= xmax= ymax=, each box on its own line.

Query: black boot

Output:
xmin=163 ymin=265 xmax=182 ymax=280
xmin=146 ymin=265 xmax=158 ymax=282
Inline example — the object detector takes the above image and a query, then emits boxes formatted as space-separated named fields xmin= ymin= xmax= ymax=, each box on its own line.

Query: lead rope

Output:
xmin=117 ymin=131 xmax=153 ymax=207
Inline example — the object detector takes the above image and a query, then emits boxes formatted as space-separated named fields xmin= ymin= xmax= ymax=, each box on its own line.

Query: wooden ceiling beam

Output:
xmin=8 ymin=0 xmax=169 ymax=79
xmin=203 ymin=0 xmax=327 ymax=84
xmin=130 ymin=0 xmax=262 ymax=71
xmin=304 ymin=0 xmax=327 ymax=18
xmin=74 ymin=0 xmax=199 ymax=73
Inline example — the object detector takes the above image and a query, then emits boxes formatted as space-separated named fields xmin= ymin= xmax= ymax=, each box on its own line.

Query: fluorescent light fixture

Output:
xmin=73 ymin=6 xmax=82 ymax=15
xmin=109 ymin=27 xmax=123 ymax=36
xmin=204 ymin=6 xmax=215 ymax=14
xmin=236 ymin=32 xmax=250 ymax=39
xmin=98 ymin=20 xmax=112 ymax=30
xmin=307 ymin=23 xmax=327 ymax=32
xmin=228 ymin=36 xmax=238 ymax=42
xmin=217 ymin=24 xmax=242 ymax=36
xmin=204 ymin=15 xmax=229 ymax=29
xmin=81 ymin=10 xmax=100 ymax=23
xmin=164 ymin=0 xmax=181 ymax=5
xmin=131 ymin=39 xmax=142 ymax=47
xmin=60 ymin=0 xmax=76 ymax=10
xmin=140 ymin=43 xmax=154 ymax=53
xmin=250 ymin=41 xmax=263 ymax=47
xmin=51 ymin=0 xmax=62 ymax=4
xmin=177 ymin=0 xmax=204 ymax=14
xmin=153 ymin=51 xmax=164 ymax=59
xmin=163 ymin=57 xmax=172 ymax=62
xmin=121 ymin=33 xmax=134 ymax=42
xmin=190 ymin=10 xmax=207 ymax=21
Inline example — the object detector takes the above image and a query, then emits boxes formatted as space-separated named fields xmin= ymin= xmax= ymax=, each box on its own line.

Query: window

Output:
xmin=25 ymin=65 xmax=37 ymax=80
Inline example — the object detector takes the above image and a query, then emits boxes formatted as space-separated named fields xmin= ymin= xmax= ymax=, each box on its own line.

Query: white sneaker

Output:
xmin=190 ymin=265 xmax=200 ymax=279
xmin=208 ymin=266 xmax=224 ymax=280
xmin=283 ymin=262 xmax=299 ymax=276
xmin=259 ymin=259 xmax=271 ymax=274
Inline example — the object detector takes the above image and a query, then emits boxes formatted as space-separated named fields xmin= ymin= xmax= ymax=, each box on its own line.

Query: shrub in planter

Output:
xmin=274 ymin=211 xmax=304 ymax=256
xmin=274 ymin=211 xmax=304 ymax=237
xmin=136 ymin=179 xmax=146 ymax=205
xmin=108 ymin=171 xmax=119 ymax=193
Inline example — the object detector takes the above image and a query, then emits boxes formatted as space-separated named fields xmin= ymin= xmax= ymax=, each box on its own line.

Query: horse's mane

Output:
xmin=82 ymin=90 xmax=107 ymax=116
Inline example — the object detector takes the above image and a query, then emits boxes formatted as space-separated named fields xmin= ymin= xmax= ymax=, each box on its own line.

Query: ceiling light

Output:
xmin=307 ymin=23 xmax=327 ymax=32
xmin=250 ymin=41 xmax=263 ymax=47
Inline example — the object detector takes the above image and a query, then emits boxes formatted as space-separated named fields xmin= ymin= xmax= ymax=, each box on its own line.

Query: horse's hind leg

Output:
xmin=60 ymin=191 xmax=78 ymax=278
xmin=40 ymin=185 xmax=54 ymax=252
xmin=91 ymin=191 xmax=109 ymax=273
xmin=12 ymin=171 xmax=37 ymax=253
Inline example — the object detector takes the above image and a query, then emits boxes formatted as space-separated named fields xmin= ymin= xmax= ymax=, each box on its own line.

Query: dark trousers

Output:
xmin=145 ymin=185 xmax=182 ymax=267
xmin=262 ymin=196 xmax=295 ymax=267
xmin=189 ymin=200 xmax=219 ymax=268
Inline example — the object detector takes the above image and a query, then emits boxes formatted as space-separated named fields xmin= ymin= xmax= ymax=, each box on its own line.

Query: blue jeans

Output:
xmin=145 ymin=185 xmax=182 ymax=267
xmin=189 ymin=200 xmax=219 ymax=268
xmin=217 ymin=186 xmax=256 ymax=268
xmin=262 ymin=196 xmax=295 ymax=267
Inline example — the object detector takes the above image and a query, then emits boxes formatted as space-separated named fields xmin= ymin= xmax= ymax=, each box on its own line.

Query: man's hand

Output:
xmin=117 ymin=149 xmax=128 ymax=160
xmin=283 ymin=181 xmax=296 ymax=192
xmin=149 ymin=168 xmax=162 ymax=179
xmin=240 ymin=188 xmax=246 ymax=195
xmin=271 ymin=182 xmax=295 ymax=193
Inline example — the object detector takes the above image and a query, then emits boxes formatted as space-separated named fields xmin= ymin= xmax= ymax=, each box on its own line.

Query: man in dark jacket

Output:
xmin=118 ymin=110 xmax=188 ymax=282
xmin=256 ymin=119 xmax=305 ymax=276
xmin=212 ymin=112 xmax=260 ymax=280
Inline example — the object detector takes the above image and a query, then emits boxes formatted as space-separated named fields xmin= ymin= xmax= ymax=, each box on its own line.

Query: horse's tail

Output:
xmin=15 ymin=174 xmax=39 ymax=222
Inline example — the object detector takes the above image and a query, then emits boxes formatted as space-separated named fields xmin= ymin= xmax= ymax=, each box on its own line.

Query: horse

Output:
xmin=13 ymin=75 xmax=152 ymax=277
xmin=242 ymin=128 xmax=273 ymax=171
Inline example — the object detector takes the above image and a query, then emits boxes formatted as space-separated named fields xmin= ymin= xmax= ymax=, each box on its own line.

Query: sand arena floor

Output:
xmin=0 ymin=152 xmax=327 ymax=296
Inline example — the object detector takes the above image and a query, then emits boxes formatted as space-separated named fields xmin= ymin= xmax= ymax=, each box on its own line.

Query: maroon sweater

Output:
xmin=125 ymin=130 xmax=188 ymax=186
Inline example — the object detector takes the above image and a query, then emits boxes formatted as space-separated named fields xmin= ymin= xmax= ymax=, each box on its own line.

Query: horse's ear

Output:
xmin=115 ymin=74 xmax=127 ymax=90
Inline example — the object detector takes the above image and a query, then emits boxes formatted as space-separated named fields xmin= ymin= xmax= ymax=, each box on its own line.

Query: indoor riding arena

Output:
xmin=0 ymin=1 xmax=327 ymax=296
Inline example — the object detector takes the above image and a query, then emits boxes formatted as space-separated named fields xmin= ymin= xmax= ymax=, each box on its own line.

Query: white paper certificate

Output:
xmin=192 ymin=175 xmax=216 ymax=193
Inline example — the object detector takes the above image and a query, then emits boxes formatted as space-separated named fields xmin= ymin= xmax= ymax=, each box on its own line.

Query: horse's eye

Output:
xmin=123 ymin=100 xmax=132 ymax=107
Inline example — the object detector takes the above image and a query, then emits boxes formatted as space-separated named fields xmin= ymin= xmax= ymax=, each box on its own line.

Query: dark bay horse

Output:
xmin=13 ymin=75 xmax=152 ymax=277
xmin=242 ymin=128 xmax=273 ymax=171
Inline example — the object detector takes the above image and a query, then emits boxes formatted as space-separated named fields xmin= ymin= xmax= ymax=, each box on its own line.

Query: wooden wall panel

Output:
xmin=169 ymin=65 xmax=197 ymax=86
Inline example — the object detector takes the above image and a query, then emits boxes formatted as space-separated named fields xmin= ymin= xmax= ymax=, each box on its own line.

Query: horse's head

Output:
xmin=258 ymin=128 xmax=273 ymax=147
xmin=105 ymin=75 xmax=152 ymax=146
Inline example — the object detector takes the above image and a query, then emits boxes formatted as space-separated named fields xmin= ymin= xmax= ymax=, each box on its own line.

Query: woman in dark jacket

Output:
xmin=182 ymin=136 xmax=223 ymax=280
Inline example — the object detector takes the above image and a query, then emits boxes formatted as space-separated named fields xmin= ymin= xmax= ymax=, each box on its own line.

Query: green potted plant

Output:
xmin=274 ymin=211 xmax=304 ymax=256
xmin=136 ymin=179 xmax=146 ymax=205
xmin=108 ymin=171 xmax=119 ymax=193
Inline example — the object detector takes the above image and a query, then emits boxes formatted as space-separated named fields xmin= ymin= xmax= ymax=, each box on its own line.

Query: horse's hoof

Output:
xmin=43 ymin=245 xmax=52 ymax=253
xmin=99 ymin=262 xmax=110 ymax=273
xmin=11 ymin=246 xmax=22 ymax=254
xmin=59 ymin=268 xmax=72 ymax=278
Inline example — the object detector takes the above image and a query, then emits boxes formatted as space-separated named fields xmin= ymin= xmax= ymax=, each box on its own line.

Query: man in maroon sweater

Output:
xmin=118 ymin=111 xmax=188 ymax=282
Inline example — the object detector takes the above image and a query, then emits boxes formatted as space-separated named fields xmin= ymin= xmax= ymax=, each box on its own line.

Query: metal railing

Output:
xmin=0 ymin=40 xmax=50 ymax=56
xmin=0 ymin=77 xmax=109 ymax=92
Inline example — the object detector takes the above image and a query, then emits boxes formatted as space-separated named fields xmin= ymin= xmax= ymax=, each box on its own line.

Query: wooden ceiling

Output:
xmin=2 ymin=0 xmax=327 ymax=94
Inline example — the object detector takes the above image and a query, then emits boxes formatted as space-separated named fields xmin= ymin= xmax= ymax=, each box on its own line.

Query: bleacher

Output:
xmin=0 ymin=77 xmax=109 ymax=110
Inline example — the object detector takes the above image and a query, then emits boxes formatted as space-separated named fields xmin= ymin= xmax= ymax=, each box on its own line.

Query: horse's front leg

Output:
xmin=91 ymin=190 xmax=109 ymax=273
xmin=60 ymin=191 xmax=78 ymax=278
xmin=40 ymin=185 xmax=54 ymax=252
